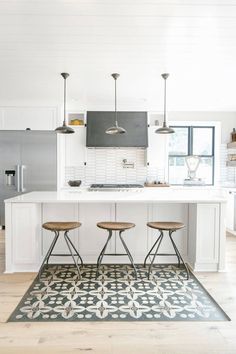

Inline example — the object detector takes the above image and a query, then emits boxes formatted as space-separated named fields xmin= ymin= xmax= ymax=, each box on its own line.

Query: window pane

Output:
xmin=169 ymin=127 xmax=188 ymax=156
xmin=169 ymin=156 xmax=213 ymax=185
xmin=169 ymin=157 xmax=188 ymax=184
xmin=196 ymin=157 xmax=213 ymax=184
xmin=192 ymin=128 xmax=213 ymax=156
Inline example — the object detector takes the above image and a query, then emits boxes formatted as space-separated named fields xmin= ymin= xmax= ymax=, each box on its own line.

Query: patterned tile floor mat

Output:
xmin=8 ymin=264 xmax=230 ymax=322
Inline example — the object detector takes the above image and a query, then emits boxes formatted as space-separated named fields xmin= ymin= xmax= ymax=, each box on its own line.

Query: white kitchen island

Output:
xmin=4 ymin=187 xmax=227 ymax=273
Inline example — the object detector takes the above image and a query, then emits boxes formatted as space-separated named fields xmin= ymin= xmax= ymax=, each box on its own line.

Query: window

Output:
xmin=169 ymin=126 xmax=215 ymax=185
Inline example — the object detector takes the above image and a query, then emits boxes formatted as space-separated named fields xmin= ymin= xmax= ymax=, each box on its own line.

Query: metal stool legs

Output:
xmin=144 ymin=230 xmax=163 ymax=268
xmin=39 ymin=230 xmax=83 ymax=280
xmin=96 ymin=230 xmax=113 ymax=278
xmin=147 ymin=231 xmax=164 ymax=280
xmin=119 ymin=231 xmax=138 ymax=280
xmin=145 ymin=229 xmax=189 ymax=280
xmin=38 ymin=230 xmax=59 ymax=279
xmin=96 ymin=230 xmax=138 ymax=280
xmin=64 ymin=231 xmax=82 ymax=279
xmin=169 ymin=230 xmax=189 ymax=280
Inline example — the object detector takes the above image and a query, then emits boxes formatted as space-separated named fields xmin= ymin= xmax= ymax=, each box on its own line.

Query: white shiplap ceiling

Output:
xmin=0 ymin=0 xmax=236 ymax=111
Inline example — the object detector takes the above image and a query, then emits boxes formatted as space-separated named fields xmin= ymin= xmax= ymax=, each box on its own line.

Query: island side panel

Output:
xmin=193 ymin=203 xmax=222 ymax=271
xmin=5 ymin=202 xmax=41 ymax=272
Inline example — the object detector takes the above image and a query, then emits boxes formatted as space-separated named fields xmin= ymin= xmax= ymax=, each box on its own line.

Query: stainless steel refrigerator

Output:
xmin=0 ymin=130 xmax=57 ymax=227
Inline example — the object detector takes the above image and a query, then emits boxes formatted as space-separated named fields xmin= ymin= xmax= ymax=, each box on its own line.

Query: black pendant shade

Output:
xmin=55 ymin=73 xmax=74 ymax=134
xmin=155 ymin=73 xmax=175 ymax=134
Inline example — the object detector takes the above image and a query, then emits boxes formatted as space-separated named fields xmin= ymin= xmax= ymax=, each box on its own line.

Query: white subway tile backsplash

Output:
xmin=64 ymin=144 xmax=235 ymax=187
xmin=64 ymin=148 xmax=161 ymax=186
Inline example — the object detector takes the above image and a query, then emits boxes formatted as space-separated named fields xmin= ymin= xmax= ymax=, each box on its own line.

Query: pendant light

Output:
xmin=155 ymin=73 xmax=175 ymax=134
xmin=105 ymin=73 xmax=126 ymax=135
xmin=55 ymin=73 xmax=74 ymax=134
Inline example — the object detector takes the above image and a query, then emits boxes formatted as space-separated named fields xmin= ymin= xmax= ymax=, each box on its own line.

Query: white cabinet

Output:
xmin=0 ymin=106 xmax=58 ymax=130
xmin=116 ymin=203 xmax=148 ymax=262
xmin=65 ymin=126 xmax=86 ymax=166
xmin=149 ymin=203 xmax=188 ymax=263
xmin=146 ymin=126 xmax=169 ymax=170
xmin=188 ymin=203 xmax=220 ymax=271
xmin=5 ymin=203 xmax=41 ymax=272
xmin=78 ymin=203 xmax=115 ymax=262
xmin=226 ymin=190 xmax=235 ymax=231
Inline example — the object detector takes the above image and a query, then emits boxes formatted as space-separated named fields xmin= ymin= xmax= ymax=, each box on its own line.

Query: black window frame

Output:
xmin=168 ymin=125 xmax=215 ymax=185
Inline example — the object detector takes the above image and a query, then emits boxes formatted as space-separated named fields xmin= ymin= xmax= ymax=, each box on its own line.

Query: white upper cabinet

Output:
xmin=64 ymin=126 xmax=86 ymax=166
xmin=147 ymin=126 xmax=168 ymax=168
xmin=146 ymin=112 xmax=169 ymax=168
xmin=0 ymin=106 xmax=58 ymax=130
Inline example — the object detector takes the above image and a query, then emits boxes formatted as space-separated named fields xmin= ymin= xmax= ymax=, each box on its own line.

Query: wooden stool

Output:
xmin=144 ymin=222 xmax=189 ymax=280
xmin=38 ymin=221 xmax=83 ymax=279
xmin=96 ymin=222 xmax=138 ymax=279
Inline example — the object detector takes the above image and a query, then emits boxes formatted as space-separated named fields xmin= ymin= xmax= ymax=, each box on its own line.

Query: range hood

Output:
xmin=86 ymin=111 xmax=148 ymax=148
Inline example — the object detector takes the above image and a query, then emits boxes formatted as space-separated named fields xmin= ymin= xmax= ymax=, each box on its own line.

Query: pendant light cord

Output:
xmin=163 ymin=76 xmax=167 ymax=127
xmin=114 ymin=77 xmax=118 ymax=127
xmin=63 ymin=77 xmax=67 ymax=126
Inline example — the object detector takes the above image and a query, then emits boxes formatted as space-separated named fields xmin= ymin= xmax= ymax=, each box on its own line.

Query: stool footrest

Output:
xmin=50 ymin=253 xmax=80 ymax=257
xmin=148 ymin=253 xmax=178 ymax=257
xmin=102 ymin=253 xmax=131 ymax=257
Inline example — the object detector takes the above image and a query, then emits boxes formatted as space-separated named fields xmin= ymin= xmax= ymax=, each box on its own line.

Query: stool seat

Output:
xmin=147 ymin=221 xmax=184 ymax=231
xmin=97 ymin=221 xmax=135 ymax=231
xmin=42 ymin=221 xmax=81 ymax=232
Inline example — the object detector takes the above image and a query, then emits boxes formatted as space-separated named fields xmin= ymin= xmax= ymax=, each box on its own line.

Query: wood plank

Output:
xmin=0 ymin=230 xmax=236 ymax=353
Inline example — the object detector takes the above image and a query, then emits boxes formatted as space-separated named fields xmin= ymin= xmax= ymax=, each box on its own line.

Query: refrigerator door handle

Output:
xmin=20 ymin=165 xmax=26 ymax=192
xmin=16 ymin=165 xmax=21 ymax=192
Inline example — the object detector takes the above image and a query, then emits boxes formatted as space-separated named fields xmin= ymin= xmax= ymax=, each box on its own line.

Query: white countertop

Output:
xmin=4 ymin=187 xmax=228 ymax=204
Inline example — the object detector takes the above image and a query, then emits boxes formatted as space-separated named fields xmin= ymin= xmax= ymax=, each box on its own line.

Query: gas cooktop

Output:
xmin=89 ymin=183 xmax=144 ymax=191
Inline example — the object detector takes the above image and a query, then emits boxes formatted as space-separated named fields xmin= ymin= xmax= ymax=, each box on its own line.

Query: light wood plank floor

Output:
xmin=0 ymin=230 xmax=236 ymax=354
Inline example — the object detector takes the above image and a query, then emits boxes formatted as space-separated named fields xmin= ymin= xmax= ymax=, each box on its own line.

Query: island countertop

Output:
xmin=4 ymin=187 xmax=227 ymax=204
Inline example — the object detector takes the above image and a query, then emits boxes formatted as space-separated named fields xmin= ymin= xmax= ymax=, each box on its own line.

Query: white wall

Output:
xmin=167 ymin=111 xmax=236 ymax=144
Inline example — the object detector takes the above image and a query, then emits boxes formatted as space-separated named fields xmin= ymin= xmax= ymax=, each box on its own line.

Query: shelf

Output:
xmin=68 ymin=112 xmax=85 ymax=126
xmin=226 ymin=161 xmax=236 ymax=167
xmin=68 ymin=125 xmax=85 ymax=128
xmin=227 ymin=142 xmax=236 ymax=149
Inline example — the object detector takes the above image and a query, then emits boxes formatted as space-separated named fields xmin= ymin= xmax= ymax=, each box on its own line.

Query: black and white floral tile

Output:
xmin=8 ymin=264 xmax=230 ymax=322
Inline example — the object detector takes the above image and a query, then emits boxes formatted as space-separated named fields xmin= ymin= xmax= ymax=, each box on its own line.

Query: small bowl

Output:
xmin=68 ymin=180 xmax=82 ymax=187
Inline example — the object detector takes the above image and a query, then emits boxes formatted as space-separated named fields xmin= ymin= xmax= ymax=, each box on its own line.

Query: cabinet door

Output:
xmin=78 ymin=203 xmax=115 ymax=262
xmin=12 ymin=203 xmax=41 ymax=270
xmin=196 ymin=204 xmax=219 ymax=266
xmin=65 ymin=127 xmax=86 ymax=166
xmin=146 ymin=126 xmax=169 ymax=170
xmin=116 ymin=203 xmax=148 ymax=262
xmin=226 ymin=190 xmax=235 ymax=231
xmin=149 ymin=203 xmax=188 ymax=263
xmin=1 ymin=107 xmax=57 ymax=130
